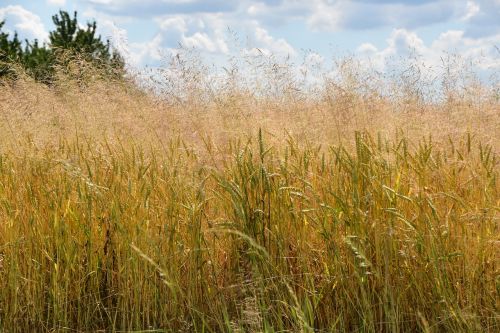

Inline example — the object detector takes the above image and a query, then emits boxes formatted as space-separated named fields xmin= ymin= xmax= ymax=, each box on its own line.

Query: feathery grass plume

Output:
xmin=0 ymin=50 xmax=498 ymax=332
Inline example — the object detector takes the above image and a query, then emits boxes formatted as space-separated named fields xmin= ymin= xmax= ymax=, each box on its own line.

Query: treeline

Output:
xmin=0 ymin=10 xmax=124 ymax=84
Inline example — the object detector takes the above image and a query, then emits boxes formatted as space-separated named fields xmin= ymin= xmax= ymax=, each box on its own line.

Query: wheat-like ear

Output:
xmin=0 ymin=47 xmax=497 ymax=332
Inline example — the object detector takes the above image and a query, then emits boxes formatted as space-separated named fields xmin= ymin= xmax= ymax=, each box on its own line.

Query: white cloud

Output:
xmin=182 ymin=32 xmax=217 ymax=52
xmin=253 ymin=26 xmax=296 ymax=57
xmin=306 ymin=0 xmax=343 ymax=32
xmin=387 ymin=29 xmax=426 ymax=56
xmin=155 ymin=15 xmax=229 ymax=54
xmin=123 ymin=12 xmax=296 ymax=63
xmin=463 ymin=0 xmax=500 ymax=37
xmin=159 ymin=17 xmax=188 ymax=33
xmin=356 ymin=28 xmax=500 ymax=76
xmin=462 ymin=0 xmax=480 ymax=20
xmin=431 ymin=30 xmax=500 ymax=70
xmin=88 ymin=0 xmax=113 ymax=4
xmin=357 ymin=43 xmax=378 ymax=54
xmin=47 ymin=0 xmax=67 ymax=6
xmin=130 ymin=34 xmax=165 ymax=64
xmin=354 ymin=29 xmax=428 ymax=71
xmin=80 ymin=0 xmax=498 ymax=38
xmin=304 ymin=52 xmax=324 ymax=66
xmin=70 ymin=0 xmax=498 ymax=78
xmin=432 ymin=30 xmax=466 ymax=50
xmin=0 ymin=5 xmax=48 ymax=42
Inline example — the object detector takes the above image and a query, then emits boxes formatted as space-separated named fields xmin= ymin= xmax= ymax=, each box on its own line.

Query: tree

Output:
xmin=0 ymin=20 xmax=23 ymax=77
xmin=0 ymin=11 xmax=124 ymax=83
xmin=22 ymin=40 xmax=54 ymax=83
xmin=49 ymin=10 xmax=124 ymax=71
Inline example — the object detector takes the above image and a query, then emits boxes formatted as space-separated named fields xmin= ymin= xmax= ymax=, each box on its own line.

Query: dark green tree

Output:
xmin=49 ymin=10 xmax=124 ymax=70
xmin=0 ymin=20 xmax=23 ymax=77
xmin=0 ymin=11 xmax=124 ymax=83
xmin=22 ymin=39 xmax=54 ymax=83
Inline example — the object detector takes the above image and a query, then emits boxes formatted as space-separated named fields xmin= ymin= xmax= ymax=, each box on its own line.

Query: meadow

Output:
xmin=0 ymin=53 xmax=498 ymax=332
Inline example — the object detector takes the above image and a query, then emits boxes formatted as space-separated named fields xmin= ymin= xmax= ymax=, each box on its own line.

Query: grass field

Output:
xmin=0 ymin=57 xmax=498 ymax=332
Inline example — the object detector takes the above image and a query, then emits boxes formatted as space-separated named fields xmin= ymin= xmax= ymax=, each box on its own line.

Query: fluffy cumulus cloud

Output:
xmin=251 ymin=25 xmax=296 ymax=56
xmin=175 ymin=14 xmax=230 ymax=54
xmin=0 ymin=5 xmax=48 ymax=42
xmin=115 ymin=15 xmax=295 ymax=65
xmin=76 ymin=1 xmax=298 ymax=65
xmin=356 ymin=28 xmax=500 ymax=75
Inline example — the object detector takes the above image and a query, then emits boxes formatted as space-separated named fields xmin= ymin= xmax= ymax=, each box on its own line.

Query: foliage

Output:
xmin=0 ymin=20 xmax=23 ymax=77
xmin=22 ymin=39 xmax=54 ymax=83
xmin=0 ymin=10 xmax=124 ymax=83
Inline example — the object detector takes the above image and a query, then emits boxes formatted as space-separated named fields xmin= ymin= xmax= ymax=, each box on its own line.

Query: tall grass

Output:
xmin=0 ymin=54 xmax=498 ymax=332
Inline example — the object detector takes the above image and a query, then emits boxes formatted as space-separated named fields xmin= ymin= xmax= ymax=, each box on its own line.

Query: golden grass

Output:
xmin=0 ymin=57 xmax=498 ymax=332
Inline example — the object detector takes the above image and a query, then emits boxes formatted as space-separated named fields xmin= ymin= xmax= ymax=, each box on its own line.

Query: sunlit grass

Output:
xmin=0 ymin=55 xmax=498 ymax=332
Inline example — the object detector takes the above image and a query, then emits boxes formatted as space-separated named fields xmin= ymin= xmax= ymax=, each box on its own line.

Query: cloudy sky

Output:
xmin=0 ymin=0 xmax=499 ymax=72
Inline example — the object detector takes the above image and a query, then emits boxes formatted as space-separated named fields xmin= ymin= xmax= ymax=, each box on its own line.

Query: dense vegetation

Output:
xmin=0 ymin=10 xmax=123 ymax=83
xmin=0 ymin=11 xmax=498 ymax=333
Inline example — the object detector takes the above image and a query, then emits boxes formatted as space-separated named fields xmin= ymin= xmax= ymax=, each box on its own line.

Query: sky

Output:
xmin=0 ymin=0 xmax=499 ymax=74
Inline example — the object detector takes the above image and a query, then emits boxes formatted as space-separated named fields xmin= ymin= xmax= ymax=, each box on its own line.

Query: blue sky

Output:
xmin=0 ymin=0 xmax=499 ymax=72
